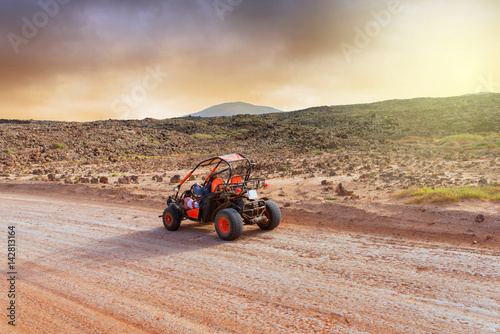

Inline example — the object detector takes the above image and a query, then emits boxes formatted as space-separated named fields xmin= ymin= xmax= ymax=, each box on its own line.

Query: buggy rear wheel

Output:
xmin=258 ymin=200 xmax=281 ymax=230
xmin=162 ymin=207 xmax=181 ymax=231
xmin=215 ymin=208 xmax=243 ymax=241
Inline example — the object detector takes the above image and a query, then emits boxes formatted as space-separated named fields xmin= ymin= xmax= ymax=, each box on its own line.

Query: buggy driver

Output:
xmin=184 ymin=183 xmax=204 ymax=209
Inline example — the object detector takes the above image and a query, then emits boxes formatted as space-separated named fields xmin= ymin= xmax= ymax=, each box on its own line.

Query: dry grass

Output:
xmin=436 ymin=133 xmax=500 ymax=151
xmin=396 ymin=185 xmax=500 ymax=203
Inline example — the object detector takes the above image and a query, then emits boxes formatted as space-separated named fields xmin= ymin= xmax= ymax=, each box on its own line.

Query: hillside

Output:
xmin=0 ymin=94 xmax=499 ymax=175
xmin=187 ymin=102 xmax=283 ymax=117
xmin=274 ymin=93 xmax=500 ymax=139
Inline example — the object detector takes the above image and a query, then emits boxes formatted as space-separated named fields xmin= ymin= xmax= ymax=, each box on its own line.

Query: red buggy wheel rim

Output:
xmin=164 ymin=214 xmax=173 ymax=226
xmin=218 ymin=217 xmax=230 ymax=234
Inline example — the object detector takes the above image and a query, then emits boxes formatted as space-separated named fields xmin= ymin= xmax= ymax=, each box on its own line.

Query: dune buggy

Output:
xmin=160 ymin=153 xmax=281 ymax=240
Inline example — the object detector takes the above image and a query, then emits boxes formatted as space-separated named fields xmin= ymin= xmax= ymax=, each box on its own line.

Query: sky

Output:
xmin=0 ymin=0 xmax=499 ymax=121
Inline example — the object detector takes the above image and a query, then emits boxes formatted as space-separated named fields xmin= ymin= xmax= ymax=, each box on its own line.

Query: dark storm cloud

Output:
xmin=0 ymin=0 xmax=357 ymax=75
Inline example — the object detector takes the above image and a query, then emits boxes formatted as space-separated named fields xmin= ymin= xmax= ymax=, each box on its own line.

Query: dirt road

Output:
xmin=1 ymin=193 xmax=499 ymax=333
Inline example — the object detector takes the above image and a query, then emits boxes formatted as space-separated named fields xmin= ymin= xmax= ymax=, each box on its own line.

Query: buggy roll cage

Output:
xmin=173 ymin=153 xmax=255 ymax=200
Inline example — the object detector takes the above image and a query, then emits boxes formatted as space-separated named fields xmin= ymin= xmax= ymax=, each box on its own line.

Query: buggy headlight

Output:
xmin=173 ymin=186 xmax=179 ymax=193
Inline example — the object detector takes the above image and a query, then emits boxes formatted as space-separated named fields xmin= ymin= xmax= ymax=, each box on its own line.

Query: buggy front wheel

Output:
xmin=162 ymin=207 xmax=181 ymax=231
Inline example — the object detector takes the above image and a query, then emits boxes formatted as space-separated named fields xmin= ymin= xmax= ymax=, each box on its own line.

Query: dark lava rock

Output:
xmin=118 ymin=176 xmax=130 ymax=184
xmin=32 ymin=169 xmax=44 ymax=175
xmin=335 ymin=183 xmax=354 ymax=196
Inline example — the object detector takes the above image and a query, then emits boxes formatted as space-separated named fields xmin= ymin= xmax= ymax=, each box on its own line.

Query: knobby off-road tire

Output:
xmin=162 ymin=207 xmax=181 ymax=231
xmin=215 ymin=208 xmax=243 ymax=241
xmin=258 ymin=200 xmax=281 ymax=230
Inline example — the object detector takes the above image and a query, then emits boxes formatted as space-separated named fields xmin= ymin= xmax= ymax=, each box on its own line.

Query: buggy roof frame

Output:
xmin=177 ymin=153 xmax=252 ymax=191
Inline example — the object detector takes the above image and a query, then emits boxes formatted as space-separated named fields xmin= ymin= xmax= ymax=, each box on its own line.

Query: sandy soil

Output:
xmin=1 ymin=189 xmax=499 ymax=333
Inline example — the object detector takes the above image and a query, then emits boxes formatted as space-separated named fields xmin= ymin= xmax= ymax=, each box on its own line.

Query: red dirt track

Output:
xmin=1 ymin=192 xmax=499 ymax=333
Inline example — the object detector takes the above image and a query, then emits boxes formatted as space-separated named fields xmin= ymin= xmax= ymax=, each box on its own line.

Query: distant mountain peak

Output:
xmin=186 ymin=102 xmax=283 ymax=117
